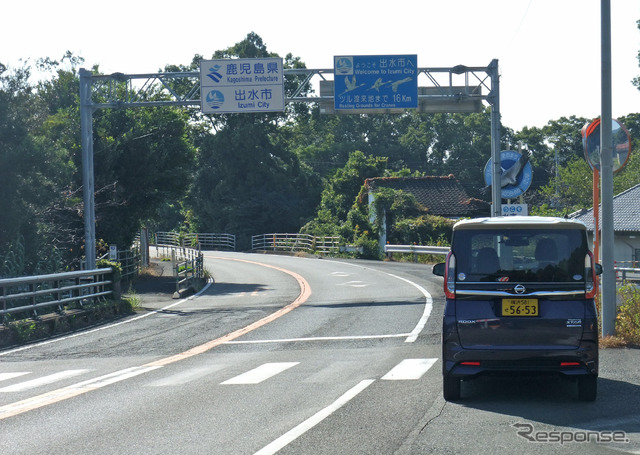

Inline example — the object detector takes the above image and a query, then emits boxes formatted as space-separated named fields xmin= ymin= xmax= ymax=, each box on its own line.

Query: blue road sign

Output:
xmin=484 ymin=150 xmax=533 ymax=199
xmin=334 ymin=55 xmax=418 ymax=110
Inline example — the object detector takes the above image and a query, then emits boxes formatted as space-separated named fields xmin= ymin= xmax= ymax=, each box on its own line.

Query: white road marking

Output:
xmin=329 ymin=262 xmax=434 ymax=343
xmin=330 ymin=271 xmax=351 ymax=277
xmin=221 ymin=362 xmax=299 ymax=385
xmin=384 ymin=272 xmax=433 ymax=343
xmin=381 ymin=358 xmax=438 ymax=380
xmin=80 ymin=366 xmax=163 ymax=389
xmin=145 ymin=364 xmax=228 ymax=387
xmin=253 ymin=379 xmax=375 ymax=455
xmin=0 ymin=370 xmax=90 ymax=393
xmin=340 ymin=280 xmax=368 ymax=287
xmin=0 ymin=366 xmax=161 ymax=419
xmin=0 ymin=372 xmax=30 ymax=383
xmin=224 ymin=333 xmax=410 ymax=344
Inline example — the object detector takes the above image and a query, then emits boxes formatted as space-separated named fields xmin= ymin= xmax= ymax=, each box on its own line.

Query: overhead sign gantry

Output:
xmin=79 ymin=59 xmax=501 ymax=269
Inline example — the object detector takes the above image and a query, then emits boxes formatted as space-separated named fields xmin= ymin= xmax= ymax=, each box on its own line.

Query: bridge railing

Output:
xmin=154 ymin=232 xmax=236 ymax=251
xmin=251 ymin=234 xmax=339 ymax=255
xmin=0 ymin=269 xmax=113 ymax=322
xmin=152 ymin=244 xmax=205 ymax=297
xmin=183 ymin=233 xmax=236 ymax=251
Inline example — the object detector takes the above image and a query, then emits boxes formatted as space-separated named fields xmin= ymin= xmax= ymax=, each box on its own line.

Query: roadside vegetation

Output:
xmin=601 ymin=283 xmax=640 ymax=348
xmin=0 ymin=296 xmax=136 ymax=347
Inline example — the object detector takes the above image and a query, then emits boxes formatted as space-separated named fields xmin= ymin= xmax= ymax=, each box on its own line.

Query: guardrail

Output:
xmin=154 ymin=232 xmax=236 ymax=251
xmin=155 ymin=231 xmax=181 ymax=246
xmin=153 ymin=244 xmax=205 ymax=297
xmin=251 ymin=234 xmax=339 ymax=255
xmin=0 ymin=269 xmax=113 ymax=321
xmin=385 ymin=244 xmax=450 ymax=261
xmin=183 ymin=233 xmax=235 ymax=251
xmin=384 ymin=245 xmax=451 ymax=255
xmin=116 ymin=247 xmax=140 ymax=280
xmin=616 ymin=267 xmax=640 ymax=282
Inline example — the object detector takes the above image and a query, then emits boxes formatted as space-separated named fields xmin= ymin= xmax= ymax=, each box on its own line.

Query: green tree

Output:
xmin=0 ymin=62 xmax=76 ymax=274
xmin=91 ymin=106 xmax=195 ymax=248
xmin=536 ymin=157 xmax=593 ymax=211
xmin=188 ymin=33 xmax=322 ymax=249
xmin=301 ymin=151 xmax=389 ymax=237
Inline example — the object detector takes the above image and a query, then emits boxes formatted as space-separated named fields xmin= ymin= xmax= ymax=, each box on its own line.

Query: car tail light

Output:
xmin=444 ymin=251 xmax=456 ymax=299
xmin=461 ymin=361 xmax=480 ymax=366
xmin=585 ymin=251 xmax=597 ymax=299
xmin=560 ymin=362 xmax=581 ymax=367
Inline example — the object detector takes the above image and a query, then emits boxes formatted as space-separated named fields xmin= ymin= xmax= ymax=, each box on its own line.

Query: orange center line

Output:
xmin=145 ymin=256 xmax=312 ymax=367
xmin=0 ymin=257 xmax=311 ymax=419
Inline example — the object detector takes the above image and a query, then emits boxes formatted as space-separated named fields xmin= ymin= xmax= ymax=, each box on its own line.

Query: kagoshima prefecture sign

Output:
xmin=200 ymin=58 xmax=285 ymax=114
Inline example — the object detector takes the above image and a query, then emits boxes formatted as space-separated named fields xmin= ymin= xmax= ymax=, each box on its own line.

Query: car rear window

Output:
xmin=452 ymin=228 xmax=588 ymax=283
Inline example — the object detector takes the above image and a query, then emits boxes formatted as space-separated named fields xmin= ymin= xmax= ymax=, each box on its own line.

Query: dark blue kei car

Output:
xmin=433 ymin=216 xmax=602 ymax=401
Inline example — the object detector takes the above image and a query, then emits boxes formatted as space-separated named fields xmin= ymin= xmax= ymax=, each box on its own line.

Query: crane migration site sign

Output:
xmin=333 ymin=55 xmax=418 ymax=111
xmin=200 ymin=58 xmax=285 ymax=114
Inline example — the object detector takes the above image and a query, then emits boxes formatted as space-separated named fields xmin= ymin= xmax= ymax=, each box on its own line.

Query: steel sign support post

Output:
xmin=488 ymin=60 xmax=502 ymax=217
xmin=600 ymin=0 xmax=615 ymax=336
xmin=79 ymin=68 xmax=96 ymax=271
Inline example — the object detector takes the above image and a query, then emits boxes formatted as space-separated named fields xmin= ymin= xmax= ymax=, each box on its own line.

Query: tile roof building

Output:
xmin=570 ymin=183 xmax=640 ymax=265
xmin=364 ymin=175 xmax=490 ymax=218
xmin=364 ymin=175 xmax=490 ymax=249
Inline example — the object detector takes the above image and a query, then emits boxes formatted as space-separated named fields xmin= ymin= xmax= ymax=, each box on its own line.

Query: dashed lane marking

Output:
xmin=381 ymin=358 xmax=438 ymax=380
xmin=221 ymin=362 xmax=299 ymax=385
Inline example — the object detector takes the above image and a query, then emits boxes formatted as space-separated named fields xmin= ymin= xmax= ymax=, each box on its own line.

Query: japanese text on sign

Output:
xmin=334 ymin=55 xmax=418 ymax=110
xmin=200 ymin=58 xmax=284 ymax=114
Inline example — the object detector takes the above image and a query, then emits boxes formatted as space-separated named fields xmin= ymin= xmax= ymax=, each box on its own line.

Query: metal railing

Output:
xmin=385 ymin=244 xmax=450 ymax=262
xmin=183 ymin=233 xmax=235 ymax=251
xmin=615 ymin=266 xmax=640 ymax=282
xmin=313 ymin=236 xmax=340 ymax=255
xmin=116 ymin=247 xmax=140 ymax=280
xmin=0 ymin=269 xmax=113 ymax=321
xmin=154 ymin=232 xmax=181 ymax=246
xmin=153 ymin=244 xmax=205 ymax=297
xmin=251 ymin=234 xmax=339 ymax=255
xmin=154 ymin=232 xmax=236 ymax=251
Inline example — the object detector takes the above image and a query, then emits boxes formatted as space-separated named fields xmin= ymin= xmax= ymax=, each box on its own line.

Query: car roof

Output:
xmin=453 ymin=216 xmax=588 ymax=231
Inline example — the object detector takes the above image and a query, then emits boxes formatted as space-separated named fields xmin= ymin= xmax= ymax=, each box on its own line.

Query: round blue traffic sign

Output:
xmin=484 ymin=150 xmax=533 ymax=199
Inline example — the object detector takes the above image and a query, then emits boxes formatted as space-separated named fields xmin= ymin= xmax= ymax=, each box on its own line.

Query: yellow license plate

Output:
xmin=502 ymin=298 xmax=539 ymax=316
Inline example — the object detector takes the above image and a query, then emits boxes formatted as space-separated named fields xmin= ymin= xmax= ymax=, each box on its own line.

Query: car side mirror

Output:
xmin=595 ymin=263 xmax=603 ymax=276
xmin=433 ymin=262 xmax=446 ymax=277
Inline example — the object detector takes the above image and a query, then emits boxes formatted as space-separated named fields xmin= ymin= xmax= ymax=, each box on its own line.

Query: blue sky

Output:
xmin=3 ymin=0 xmax=639 ymax=131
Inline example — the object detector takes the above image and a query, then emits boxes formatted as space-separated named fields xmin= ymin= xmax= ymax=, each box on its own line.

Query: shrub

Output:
xmin=615 ymin=283 xmax=640 ymax=346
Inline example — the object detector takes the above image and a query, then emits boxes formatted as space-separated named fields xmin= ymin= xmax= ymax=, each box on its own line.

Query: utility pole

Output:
xmin=600 ymin=0 xmax=616 ymax=336
xmin=488 ymin=60 xmax=502 ymax=217
xmin=80 ymin=68 xmax=96 ymax=271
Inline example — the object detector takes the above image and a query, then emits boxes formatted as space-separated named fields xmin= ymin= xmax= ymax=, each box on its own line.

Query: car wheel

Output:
xmin=443 ymin=374 xmax=461 ymax=401
xmin=577 ymin=375 xmax=597 ymax=402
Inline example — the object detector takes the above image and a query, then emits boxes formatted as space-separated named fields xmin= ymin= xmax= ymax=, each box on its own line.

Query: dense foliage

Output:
xmin=1 ymin=29 xmax=640 ymax=274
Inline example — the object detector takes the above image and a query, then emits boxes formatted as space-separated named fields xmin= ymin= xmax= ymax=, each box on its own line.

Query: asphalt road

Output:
xmin=0 ymin=251 xmax=639 ymax=454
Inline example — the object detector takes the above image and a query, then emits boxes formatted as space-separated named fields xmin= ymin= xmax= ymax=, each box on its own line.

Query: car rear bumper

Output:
xmin=443 ymin=339 xmax=598 ymax=378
